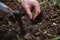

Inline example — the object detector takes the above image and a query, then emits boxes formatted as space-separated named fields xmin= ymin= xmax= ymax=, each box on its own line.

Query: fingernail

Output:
xmin=30 ymin=16 xmax=32 ymax=19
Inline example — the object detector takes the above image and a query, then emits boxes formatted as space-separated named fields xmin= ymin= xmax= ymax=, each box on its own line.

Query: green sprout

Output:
xmin=52 ymin=36 xmax=60 ymax=40
xmin=32 ymin=10 xmax=35 ymax=16
xmin=17 ymin=35 xmax=22 ymax=40
xmin=17 ymin=0 xmax=21 ymax=3
xmin=53 ymin=0 xmax=60 ymax=5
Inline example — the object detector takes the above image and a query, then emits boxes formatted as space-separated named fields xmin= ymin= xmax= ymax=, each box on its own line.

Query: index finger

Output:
xmin=23 ymin=5 xmax=33 ymax=19
xmin=33 ymin=2 xmax=40 ymax=19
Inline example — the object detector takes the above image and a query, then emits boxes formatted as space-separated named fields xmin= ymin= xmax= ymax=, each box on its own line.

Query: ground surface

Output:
xmin=0 ymin=0 xmax=60 ymax=40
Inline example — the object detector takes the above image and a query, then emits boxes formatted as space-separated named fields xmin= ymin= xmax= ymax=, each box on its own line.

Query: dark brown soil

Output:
xmin=0 ymin=0 xmax=60 ymax=40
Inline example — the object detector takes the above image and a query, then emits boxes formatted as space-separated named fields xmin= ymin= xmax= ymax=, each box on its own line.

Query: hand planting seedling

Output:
xmin=21 ymin=0 xmax=40 ymax=19
xmin=0 ymin=0 xmax=60 ymax=40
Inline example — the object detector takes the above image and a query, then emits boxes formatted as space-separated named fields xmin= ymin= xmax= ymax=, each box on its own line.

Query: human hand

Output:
xmin=21 ymin=0 xmax=40 ymax=19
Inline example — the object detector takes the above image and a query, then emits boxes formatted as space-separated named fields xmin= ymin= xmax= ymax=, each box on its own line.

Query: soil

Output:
xmin=0 ymin=0 xmax=60 ymax=40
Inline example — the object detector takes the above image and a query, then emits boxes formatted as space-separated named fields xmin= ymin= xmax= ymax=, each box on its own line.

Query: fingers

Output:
xmin=33 ymin=2 xmax=40 ymax=19
xmin=23 ymin=5 xmax=33 ymax=19
xmin=21 ymin=1 xmax=40 ymax=20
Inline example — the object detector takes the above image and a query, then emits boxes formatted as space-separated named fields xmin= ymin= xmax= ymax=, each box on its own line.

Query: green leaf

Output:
xmin=53 ymin=0 xmax=60 ymax=4
xmin=32 ymin=10 xmax=34 ymax=16
xmin=17 ymin=35 xmax=22 ymax=40
xmin=17 ymin=0 xmax=21 ymax=3
xmin=52 ymin=36 xmax=60 ymax=40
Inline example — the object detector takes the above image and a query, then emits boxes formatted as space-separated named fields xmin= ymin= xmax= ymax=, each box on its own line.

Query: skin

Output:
xmin=21 ymin=0 xmax=40 ymax=20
